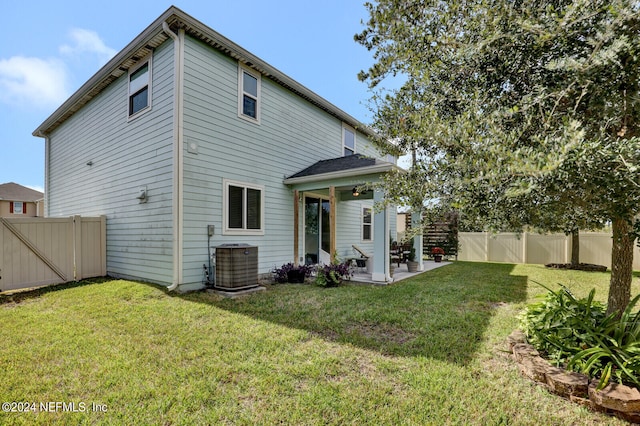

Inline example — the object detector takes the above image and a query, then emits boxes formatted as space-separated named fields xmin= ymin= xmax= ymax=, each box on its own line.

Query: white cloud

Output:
xmin=0 ymin=56 xmax=70 ymax=108
xmin=0 ymin=28 xmax=116 ymax=110
xmin=60 ymin=28 xmax=117 ymax=65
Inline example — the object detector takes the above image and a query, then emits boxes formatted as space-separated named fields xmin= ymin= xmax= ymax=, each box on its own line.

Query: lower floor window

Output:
xmin=224 ymin=180 xmax=264 ymax=235
xmin=362 ymin=207 xmax=372 ymax=241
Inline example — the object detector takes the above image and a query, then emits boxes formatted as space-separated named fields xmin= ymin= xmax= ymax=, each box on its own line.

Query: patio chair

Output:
xmin=390 ymin=242 xmax=402 ymax=267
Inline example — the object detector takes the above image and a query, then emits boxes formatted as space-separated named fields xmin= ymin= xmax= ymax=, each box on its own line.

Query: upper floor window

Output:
xmin=128 ymin=57 xmax=152 ymax=117
xmin=10 ymin=201 xmax=25 ymax=215
xmin=238 ymin=66 xmax=261 ymax=123
xmin=223 ymin=180 xmax=264 ymax=235
xmin=343 ymin=126 xmax=355 ymax=156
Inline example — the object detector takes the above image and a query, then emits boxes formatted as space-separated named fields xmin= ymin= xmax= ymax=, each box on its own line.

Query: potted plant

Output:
xmin=407 ymin=247 xmax=419 ymax=272
xmin=431 ymin=247 xmax=445 ymax=263
xmin=315 ymin=262 xmax=351 ymax=287
xmin=273 ymin=263 xmax=311 ymax=284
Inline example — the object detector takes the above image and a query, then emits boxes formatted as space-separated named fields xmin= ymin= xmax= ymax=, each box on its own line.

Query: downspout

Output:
xmin=163 ymin=21 xmax=184 ymax=292
xmin=43 ymin=134 xmax=50 ymax=217
xmin=32 ymin=130 xmax=50 ymax=217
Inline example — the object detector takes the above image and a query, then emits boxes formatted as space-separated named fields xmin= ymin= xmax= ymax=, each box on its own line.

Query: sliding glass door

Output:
xmin=304 ymin=197 xmax=331 ymax=265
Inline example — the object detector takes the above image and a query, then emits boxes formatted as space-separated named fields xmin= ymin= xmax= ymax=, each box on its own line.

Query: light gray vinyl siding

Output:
xmin=336 ymin=200 xmax=374 ymax=260
xmin=353 ymin=130 xmax=379 ymax=159
xmin=180 ymin=35 xmax=383 ymax=283
xmin=46 ymin=40 xmax=175 ymax=284
xmin=336 ymin=200 xmax=397 ymax=262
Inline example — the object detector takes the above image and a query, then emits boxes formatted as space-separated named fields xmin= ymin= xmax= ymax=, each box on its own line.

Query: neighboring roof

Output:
xmin=283 ymin=154 xmax=398 ymax=185
xmin=33 ymin=5 xmax=377 ymax=139
xmin=0 ymin=182 xmax=43 ymax=202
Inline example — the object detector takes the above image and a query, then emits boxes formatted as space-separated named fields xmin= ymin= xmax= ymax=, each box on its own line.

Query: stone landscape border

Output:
xmin=508 ymin=330 xmax=640 ymax=423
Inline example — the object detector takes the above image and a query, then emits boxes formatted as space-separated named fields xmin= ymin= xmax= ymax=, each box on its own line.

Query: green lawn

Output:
xmin=1 ymin=262 xmax=638 ymax=425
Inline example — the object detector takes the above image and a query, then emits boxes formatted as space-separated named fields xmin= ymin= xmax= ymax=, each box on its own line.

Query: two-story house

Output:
xmin=33 ymin=6 xmax=405 ymax=291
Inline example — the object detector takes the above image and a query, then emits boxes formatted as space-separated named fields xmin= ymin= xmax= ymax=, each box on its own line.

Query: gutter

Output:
xmin=30 ymin=130 xmax=50 ymax=217
xmin=163 ymin=21 xmax=184 ymax=292
xmin=44 ymin=135 xmax=50 ymax=217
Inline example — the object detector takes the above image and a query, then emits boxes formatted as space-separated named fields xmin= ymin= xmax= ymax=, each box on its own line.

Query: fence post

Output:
xmin=0 ymin=220 xmax=4 ymax=291
xmin=523 ymin=232 xmax=528 ymax=264
xmin=73 ymin=215 xmax=82 ymax=281
xmin=100 ymin=215 xmax=107 ymax=276
xmin=484 ymin=232 xmax=489 ymax=262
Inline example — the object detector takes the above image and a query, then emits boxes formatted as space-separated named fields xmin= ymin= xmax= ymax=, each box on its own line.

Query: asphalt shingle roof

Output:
xmin=0 ymin=182 xmax=43 ymax=201
xmin=287 ymin=154 xmax=380 ymax=179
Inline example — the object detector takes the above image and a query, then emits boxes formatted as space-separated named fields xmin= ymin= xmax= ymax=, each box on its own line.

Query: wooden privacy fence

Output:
xmin=458 ymin=231 xmax=640 ymax=271
xmin=0 ymin=215 xmax=106 ymax=292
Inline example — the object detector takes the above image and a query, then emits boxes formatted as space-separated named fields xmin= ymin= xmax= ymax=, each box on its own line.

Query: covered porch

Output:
xmin=284 ymin=154 xmax=423 ymax=284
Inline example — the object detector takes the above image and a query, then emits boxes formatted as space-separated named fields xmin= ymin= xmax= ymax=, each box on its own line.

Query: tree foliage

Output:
xmin=356 ymin=0 xmax=640 ymax=315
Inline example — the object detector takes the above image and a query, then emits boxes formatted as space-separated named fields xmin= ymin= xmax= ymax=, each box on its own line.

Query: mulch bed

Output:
xmin=545 ymin=263 xmax=607 ymax=272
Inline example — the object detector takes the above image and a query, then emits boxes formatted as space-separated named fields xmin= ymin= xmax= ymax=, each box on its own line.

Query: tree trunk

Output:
xmin=606 ymin=218 xmax=635 ymax=318
xmin=570 ymin=228 xmax=580 ymax=267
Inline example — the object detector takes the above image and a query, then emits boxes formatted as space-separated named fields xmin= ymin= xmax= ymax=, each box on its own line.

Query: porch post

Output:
xmin=329 ymin=186 xmax=336 ymax=261
xmin=411 ymin=211 xmax=424 ymax=271
xmin=372 ymin=189 xmax=389 ymax=282
xmin=293 ymin=190 xmax=299 ymax=266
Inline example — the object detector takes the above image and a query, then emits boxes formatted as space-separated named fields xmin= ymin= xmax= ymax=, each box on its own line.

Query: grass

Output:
xmin=0 ymin=262 xmax=638 ymax=425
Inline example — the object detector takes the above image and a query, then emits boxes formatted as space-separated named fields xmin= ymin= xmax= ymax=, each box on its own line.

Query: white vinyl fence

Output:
xmin=458 ymin=232 xmax=640 ymax=271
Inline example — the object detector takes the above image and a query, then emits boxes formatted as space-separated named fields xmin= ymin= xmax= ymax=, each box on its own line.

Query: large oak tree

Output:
xmin=357 ymin=0 xmax=640 ymax=316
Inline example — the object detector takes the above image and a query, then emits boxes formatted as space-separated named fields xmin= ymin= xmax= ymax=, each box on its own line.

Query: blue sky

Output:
xmin=1 ymin=0 xmax=383 ymax=192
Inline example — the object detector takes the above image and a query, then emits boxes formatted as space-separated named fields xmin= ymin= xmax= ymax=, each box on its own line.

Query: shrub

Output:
xmin=315 ymin=262 xmax=351 ymax=287
xmin=519 ymin=285 xmax=606 ymax=365
xmin=273 ymin=263 xmax=312 ymax=284
xmin=568 ymin=294 xmax=640 ymax=389
xmin=520 ymin=284 xmax=640 ymax=389
xmin=408 ymin=247 xmax=417 ymax=262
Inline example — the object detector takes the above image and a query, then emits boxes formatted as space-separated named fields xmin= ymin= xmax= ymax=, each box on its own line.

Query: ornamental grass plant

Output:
xmin=520 ymin=284 xmax=640 ymax=389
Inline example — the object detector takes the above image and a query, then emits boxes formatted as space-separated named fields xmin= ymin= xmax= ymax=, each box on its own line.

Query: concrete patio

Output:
xmin=349 ymin=260 xmax=452 ymax=284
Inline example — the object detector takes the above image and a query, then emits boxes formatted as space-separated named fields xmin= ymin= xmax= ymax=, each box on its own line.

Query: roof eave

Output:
xmin=33 ymin=7 xmax=180 ymax=137
xmin=33 ymin=6 xmax=377 ymax=138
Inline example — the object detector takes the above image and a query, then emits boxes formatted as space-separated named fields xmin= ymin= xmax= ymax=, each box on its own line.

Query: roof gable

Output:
xmin=33 ymin=6 xmax=376 ymax=139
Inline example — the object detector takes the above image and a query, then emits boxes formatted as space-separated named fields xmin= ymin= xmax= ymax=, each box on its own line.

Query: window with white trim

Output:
xmin=343 ymin=126 xmax=355 ymax=156
xmin=238 ymin=66 xmax=261 ymax=122
xmin=362 ymin=207 xmax=372 ymax=241
xmin=10 ymin=201 xmax=25 ymax=215
xmin=128 ymin=57 xmax=152 ymax=117
xmin=224 ymin=180 xmax=264 ymax=235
